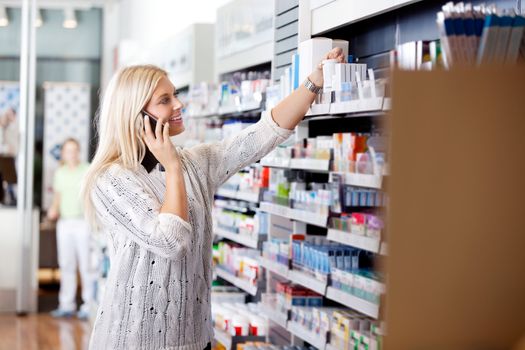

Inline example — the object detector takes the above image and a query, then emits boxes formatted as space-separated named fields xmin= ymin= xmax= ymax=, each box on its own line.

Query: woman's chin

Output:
xmin=169 ymin=125 xmax=185 ymax=137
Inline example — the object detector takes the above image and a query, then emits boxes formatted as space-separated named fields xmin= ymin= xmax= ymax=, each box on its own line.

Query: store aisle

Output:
xmin=0 ymin=314 xmax=91 ymax=350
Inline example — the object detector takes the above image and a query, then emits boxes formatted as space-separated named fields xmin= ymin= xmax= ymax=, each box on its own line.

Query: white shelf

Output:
xmin=304 ymin=97 xmax=391 ymax=118
xmin=260 ymin=201 xmax=291 ymax=218
xmin=306 ymin=103 xmax=331 ymax=116
xmin=216 ymin=41 xmax=273 ymax=76
xmin=214 ymin=227 xmax=262 ymax=249
xmin=235 ymin=191 xmax=260 ymax=203
xmin=383 ymin=97 xmax=392 ymax=110
xmin=330 ymin=97 xmax=385 ymax=115
xmin=339 ymin=172 xmax=383 ymax=189
xmin=288 ymin=322 xmax=327 ymax=350
xmin=260 ymin=157 xmax=291 ymax=168
xmin=310 ymin=0 xmax=422 ymax=35
xmin=289 ymin=158 xmax=330 ymax=172
xmin=261 ymin=302 xmax=288 ymax=329
xmin=288 ymin=269 xmax=327 ymax=295
xmin=217 ymin=102 xmax=263 ymax=116
xmin=325 ymin=344 xmax=338 ymax=350
xmin=291 ymin=207 xmax=328 ymax=227
xmin=380 ymin=242 xmax=388 ymax=256
xmin=327 ymin=229 xmax=381 ymax=254
xmin=260 ymin=257 xmax=290 ymax=279
xmin=261 ymin=157 xmax=329 ymax=173
xmin=215 ymin=266 xmax=258 ymax=296
xmin=240 ymin=100 xmax=262 ymax=112
xmin=325 ymin=287 xmax=380 ymax=319
xmin=214 ymin=328 xmax=233 ymax=349
xmin=260 ymin=202 xmax=328 ymax=228
xmin=218 ymin=105 xmax=239 ymax=115
xmin=216 ymin=188 xmax=238 ymax=200
xmin=216 ymin=188 xmax=260 ymax=204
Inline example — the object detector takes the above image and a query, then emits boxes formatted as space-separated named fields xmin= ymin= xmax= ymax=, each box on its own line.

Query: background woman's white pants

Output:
xmin=56 ymin=219 xmax=94 ymax=313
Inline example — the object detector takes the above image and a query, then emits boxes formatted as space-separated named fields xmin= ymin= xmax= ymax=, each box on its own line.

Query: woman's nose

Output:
xmin=174 ymin=99 xmax=184 ymax=110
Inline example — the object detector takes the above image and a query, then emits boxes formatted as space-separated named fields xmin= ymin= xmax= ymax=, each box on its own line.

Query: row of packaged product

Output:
xmin=276 ymin=282 xmax=323 ymax=311
xmin=220 ymin=166 xmax=269 ymax=193
xmin=331 ymin=268 xmax=385 ymax=305
xmin=330 ymin=212 xmax=384 ymax=239
xmin=289 ymin=306 xmax=382 ymax=349
xmin=291 ymin=236 xmax=375 ymax=278
xmin=213 ymin=208 xmax=257 ymax=237
xmin=215 ymin=242 xmax=261 ymax=285
xmin=265 ymin=132 xmax=387 ymax=175
xmin=211 ymin=302 xmax=267 ymax=337
xmin=330 ymin=310 xmax=384 ymax=350
xmin=266 ymin=168 xmax=387 ymax=212
xmin=185 ymin=72 xmax=270 ymax=118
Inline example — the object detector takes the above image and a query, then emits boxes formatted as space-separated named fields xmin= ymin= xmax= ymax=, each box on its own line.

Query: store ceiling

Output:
xmin=0 ymin=0 xmax=116 ymax=9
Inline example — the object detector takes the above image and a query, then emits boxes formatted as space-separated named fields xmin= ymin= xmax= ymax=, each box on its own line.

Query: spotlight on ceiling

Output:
xmin=0 ymin=6 xmax=9 ymax=27
xmin=35 ymin=9 xmax=43 ymax=27
xmin=63 ymin=8 xmax=77 ymax=29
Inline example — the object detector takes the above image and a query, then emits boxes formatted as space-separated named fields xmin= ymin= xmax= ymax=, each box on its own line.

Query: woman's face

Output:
xmin=143 ymin=76 xmax=185 ymax=137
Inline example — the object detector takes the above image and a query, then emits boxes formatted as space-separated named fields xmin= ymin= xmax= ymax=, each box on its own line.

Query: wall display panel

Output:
xmin=42 ymin=83 xmax=90 ymax=210
xmin=0 ymin=82 xmax=21 ymax=157
xmin=216 ymin=0 xmax=274 ymax=59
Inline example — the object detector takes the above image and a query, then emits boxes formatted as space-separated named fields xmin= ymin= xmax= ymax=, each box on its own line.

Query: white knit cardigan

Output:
xmin=89 ymin=111 xmax=293 ymax=350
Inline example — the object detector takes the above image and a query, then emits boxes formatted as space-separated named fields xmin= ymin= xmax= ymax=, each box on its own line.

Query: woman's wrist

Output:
xmin=308 ymin=69 xmax=323 ymax=88
xmin=164 ymin=159 xmax=182 ymax=173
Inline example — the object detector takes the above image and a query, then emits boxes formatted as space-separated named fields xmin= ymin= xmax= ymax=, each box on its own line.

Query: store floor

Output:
xmin=0 ymin=313 xmax=91 ymax=350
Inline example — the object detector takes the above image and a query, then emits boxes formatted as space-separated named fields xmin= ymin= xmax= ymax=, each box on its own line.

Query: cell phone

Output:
xmin=141 ymin=111 xmax=164 ymax=172
xmin=143 ymin=111 xmax=163 ymax=135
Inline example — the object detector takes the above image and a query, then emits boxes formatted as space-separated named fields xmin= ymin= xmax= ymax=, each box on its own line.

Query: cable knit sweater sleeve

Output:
xmin=92 ymin=165 xmax=192 ymax=260
xmin=184 ymin=109 xmax=294 ymax=191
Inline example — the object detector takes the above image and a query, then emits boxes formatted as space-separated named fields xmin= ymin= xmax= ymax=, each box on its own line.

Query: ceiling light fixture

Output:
xmin=0 ymin=6 xmax=9 ymax=27
xmin=35 ymin=9 xmax=43 ymax=27
xmin=63 ymin=8 xmax=77 ymax=29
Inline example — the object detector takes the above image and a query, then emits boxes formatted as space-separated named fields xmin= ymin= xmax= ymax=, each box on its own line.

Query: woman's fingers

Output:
xmin=144 ymin=115 xmax=154 ymax=140
xmin=163 ymin=120 xmax=170 ymax=142
xmin=155 ymin=116 xmax=163 ymax=140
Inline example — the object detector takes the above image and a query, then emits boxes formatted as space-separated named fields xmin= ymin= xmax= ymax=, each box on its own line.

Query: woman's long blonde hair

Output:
xmin=81 ymin=65 xmax=167 ymax=228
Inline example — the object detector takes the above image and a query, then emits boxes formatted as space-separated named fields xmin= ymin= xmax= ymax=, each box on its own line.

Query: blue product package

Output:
xmin=328 ymin=249 xmax=336 ymax=273
xmin=292 ymin=297 xmax=306 ymax=306
xmin=359 ymin=189 xmax=365 ymax=207
xmin=344 ymin=249 xmax=352 ymax=270
xmin=307 ymin=296 xmax=323 ymax=307
xmin=336 ymin=249 xmax=344 ymax=269
xmin=352 ymin=250 xmax=360 ymax=270
xmin=352 ymin=189 xmax=359 ymax=207
xmin=311 ymin=246 xmax=318 ymax=272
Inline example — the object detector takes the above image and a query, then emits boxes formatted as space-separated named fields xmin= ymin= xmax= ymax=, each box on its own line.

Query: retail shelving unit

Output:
xmin=258 ymin=0 xmax=442 ymax=348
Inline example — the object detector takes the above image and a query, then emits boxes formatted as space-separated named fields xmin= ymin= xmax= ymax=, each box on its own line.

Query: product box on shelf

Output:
xmin=216 ymin=242 xmax=261 ymax=286
xmin=330 ymin=213 xmax=384 ymax=239
xmin=330 ymin=268 xmax=385 ymax=305
xmin=212 ymin=302 xmax=268 ymax=337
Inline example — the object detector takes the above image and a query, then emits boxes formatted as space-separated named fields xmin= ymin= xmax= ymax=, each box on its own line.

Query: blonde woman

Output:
xmin=82 ymin=48 xmax=344 ymax=349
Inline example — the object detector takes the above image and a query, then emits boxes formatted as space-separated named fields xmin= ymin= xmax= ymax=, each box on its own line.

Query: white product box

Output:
xmin=299 ymin=38 xmax=333 ymax=84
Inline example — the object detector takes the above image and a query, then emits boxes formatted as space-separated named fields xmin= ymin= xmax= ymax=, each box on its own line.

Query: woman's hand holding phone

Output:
xmin=142 ymin=115 xmax=181 ymax=172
